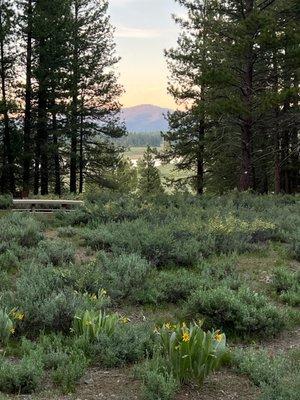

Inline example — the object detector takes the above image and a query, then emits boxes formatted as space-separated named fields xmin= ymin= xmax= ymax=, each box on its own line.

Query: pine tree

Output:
xmin=138 ymin=147 xmax=163 ymax=195
xmin=32 ymin=0 xmax=71 ymax=195
xmin=164 ymin=0 xmax=216 ymax=195
xmin=0 ymin=0 xmax=17 ymax=194
xmin=20 ymin=0 xmax=34 ymax=195
xmin=68 ymin=0 xmax=124 ymax=194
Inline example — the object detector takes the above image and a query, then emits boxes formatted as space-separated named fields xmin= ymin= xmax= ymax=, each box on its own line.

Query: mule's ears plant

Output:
xmin=155 ymin=321 xmax=229 ymax=385
xmin=0 ymin=308 xmax=14 ymax=345
xmin=72 ymin=309 xmax=119 ymax=341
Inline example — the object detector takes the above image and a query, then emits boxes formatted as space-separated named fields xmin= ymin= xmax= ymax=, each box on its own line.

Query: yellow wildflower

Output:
xmin=120 ymin=317 xmax=130 ymax=324
xmin=164 ymin=323 xmax=172 ymax=330
xmin=153 ymin=326 xmax=159 ymax=334
xmin=214 ymin=331 xmax=223 ymax=343
xmin=90 ymin=294 xmax=97 ymax=301
xmin=182 ymin=332 xmax=190 ymax=343
xmin=12 ymin=310 xmax=25 ymax=321
xmin=10 ymin=327 xmax=15 ymax=334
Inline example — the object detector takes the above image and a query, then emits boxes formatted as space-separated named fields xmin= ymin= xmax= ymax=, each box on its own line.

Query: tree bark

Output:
xmin=34 ymin=36 xmax=48 ymax=195
xmin=52 ymin=109 xmax=61 ymax=196
xmin=238 ymin=0 xmax=255 ymax=191
xmin=0 ymin=9 xmax=15 ymax=195
xmin=79 ymin=114 xmax=84 ymax=194
xmin=70 ymin=0 xmax=79 ymax=193
xmin=22 ymin=0 xmax=33 ymax=195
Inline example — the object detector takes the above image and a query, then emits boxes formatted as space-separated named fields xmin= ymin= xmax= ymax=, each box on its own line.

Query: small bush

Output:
xmin=98 ymin=252 xmax=153 ymax=303
xmin=13 ymin=265 xmax=81 ymax=335
xmin=0 ymin=249 xmax=20 ymax=272
xmin=185 ymin=287 xmax=285 ymax=337
xmin=0 ymin=213 xmax=43 ymax=247
xmin=0 ymin=194 xmax=13 ymax=210
xmin=36 ymin=239 xmax=75 ymax=266
xmin=272 ymin=268 xmax=300 ymax=306
xmin=234 ymin=348 xmax=300 ymax=400
xmin=90 ymin=323 xmax=155 ymax=367
xmin=57 ymin=226 xmax=77 ymax=238
xmin=136 ymin=357 xmax=179 ymax=400
xmin=0 ymin=354 xmax=43 ymax=394
xmin=154 ymin=269 xmax=201 ymax=304
xmin=52 ymin=350 xmax=88 ymax=394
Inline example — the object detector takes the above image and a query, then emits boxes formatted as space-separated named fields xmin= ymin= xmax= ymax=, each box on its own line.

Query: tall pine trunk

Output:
xmin=0 ymin=10 xmax=15 ymax=194
xmin=52 ymin=108 xmax=61 ymax=196
xmin=239 ymin=0 xmax=254 ymax=191
xmin=196 ymin=122 xmax=204 ymax=195
xmin=273 ymin=56 xmax=281 ymax=194
xmin=22 ymin=0 xmax=33 ymax=195
xmin=34 ymin=37 xmax=48 ymax=195
xmin=70 ymin=1 xmax=79 ymax=193
xmin=79 ymin=114 xmax=84 ymax=194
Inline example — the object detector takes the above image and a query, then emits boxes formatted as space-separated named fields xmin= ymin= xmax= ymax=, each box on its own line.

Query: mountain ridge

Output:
xmin=121 ymin=104 xmax=172 ymax=133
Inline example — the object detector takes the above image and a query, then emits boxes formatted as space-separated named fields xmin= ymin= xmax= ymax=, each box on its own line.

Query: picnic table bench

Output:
xmin=12 ymin=199 xmax=84 ymax=213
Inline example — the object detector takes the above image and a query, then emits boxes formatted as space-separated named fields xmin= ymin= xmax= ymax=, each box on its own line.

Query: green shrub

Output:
xmin=259 ymin=374 xmax=300 ymax=400
xmin=0 ymin=354 xmax=43 ymax=394
xmin=290 ymin=240 xmax=300 ymax=261
xmin=36 ymin=239 xmax=75 ymax=266
xmin=0 ymin=194 xmax=13 ymax=210
xmin=138 ymin=358 xmax=179 ymax=400
xmin=52 ymin=350 xmax=88 ymax=394
xmin=57 ymin=226 xmax=77 ymax=238
xmin=272 ymin=268 xmax=300 ymax=306
xmin=0 ymin=270 xmax=12 ymax=291
xmin=0 ymin=213 xmax=43 ymax=247
xmin=98 ymin=252 xmax=153 ymax=302
xmin=0 ymin=249 xmax=20 ymax=272
xmin=233 ymin=349 xmax=286 ymax=387
xmin=90 ymin=323 xmax=155 ymax=367
xmin=154 ymin=269 xmax=201 ymax=304
xmin=233 ymin=349 xmax=300 ymax=400
xmin=13 ymin=265 xmax=81 ymax=335
xmin=185 ymin=287 xmax=285 ymax=337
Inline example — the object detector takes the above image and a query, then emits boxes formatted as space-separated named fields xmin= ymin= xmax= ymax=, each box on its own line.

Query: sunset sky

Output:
xmin=108 ymin=0 xmax=182 ymax=109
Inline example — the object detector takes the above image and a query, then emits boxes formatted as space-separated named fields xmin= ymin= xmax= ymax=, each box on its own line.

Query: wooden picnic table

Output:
xmin=12 ymin=199 xmax=84 ymax=213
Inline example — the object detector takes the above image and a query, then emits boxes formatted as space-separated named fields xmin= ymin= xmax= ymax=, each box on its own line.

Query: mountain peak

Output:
xmin=121 ymin=104 xmax=172 ymax=132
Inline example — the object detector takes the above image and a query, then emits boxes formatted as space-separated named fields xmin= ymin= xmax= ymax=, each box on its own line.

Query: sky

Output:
xmin=108 ymin=0 xmax=183 ymax=109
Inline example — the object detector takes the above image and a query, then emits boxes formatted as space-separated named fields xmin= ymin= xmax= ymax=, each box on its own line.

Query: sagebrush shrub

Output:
xmin=52 ymin=350 xmax=88 ymax=394
xmin=13 ymin=265 xmax=81 ymax=335
xmin=97 ymin=252 xmax=153 ymax=302
xmin=0 ymin=194 xmax=13 ymax=209
xmin=185 ymin=286 xmax=285 ymax=337
xmin=0 ymin=213 xmax=43 ymax=247
xmin=138 ymin=358 xmax=178 ymax=400
xmin=0 ymin=355 xmax=43 ymax=394
xmin=90 ymin=323 xmax=155 ymax=367
xmin=36 ymin=239 xmax=75 ymax=266
xmin=272 ymin=268 xmax=300 ymax=306
xmin=154 ymin=269 xmax=201 ymax=304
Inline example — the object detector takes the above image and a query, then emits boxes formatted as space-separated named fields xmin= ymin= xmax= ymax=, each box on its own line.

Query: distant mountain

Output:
xmin=121 ymin=104 xmax=171 ymax=133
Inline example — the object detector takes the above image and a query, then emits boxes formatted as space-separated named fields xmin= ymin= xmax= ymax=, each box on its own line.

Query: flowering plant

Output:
xmin=72 ymin=309 xmax=119 ymax=341
xmin=0 ymin=308 xmax=15 ymax=345
xmin=155 ymin=321 xmax=228 ymax=385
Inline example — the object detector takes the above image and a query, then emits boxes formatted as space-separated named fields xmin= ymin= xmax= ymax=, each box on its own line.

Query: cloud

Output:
xmin=115 ymin=25 xmax=162 ymax=38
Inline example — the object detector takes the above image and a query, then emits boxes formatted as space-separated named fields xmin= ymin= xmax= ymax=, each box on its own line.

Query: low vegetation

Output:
xmin=0 ymin=192 xmax=299 ymax=399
